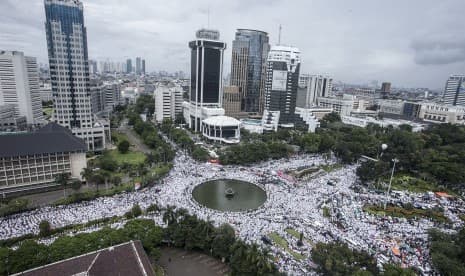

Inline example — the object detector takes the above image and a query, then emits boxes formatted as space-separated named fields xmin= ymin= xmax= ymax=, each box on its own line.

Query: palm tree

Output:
xmin=80 ymin=167 xmax=93 ymax=187
xmin=100 ymin=170 xmax=111 ymax=191
xmin=162 ymin=206 xmax=177 ymax=226
xmin=55 ymin=173 xmax=70 ymax=198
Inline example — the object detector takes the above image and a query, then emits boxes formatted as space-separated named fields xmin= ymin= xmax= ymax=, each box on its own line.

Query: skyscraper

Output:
xmin=141 ymin=59 xmax=146 ymax=75
xmin=183 ymin=29 xmax=226 ymax=131
xmin=263 ymin=45 xmax=301 ymax=126
xmin=0 ymin=51 xmax=44 ymax=126
xmin=126 ymin=59 xmax=132 ymax=74
xmin=443 ymin=75 xmax=465 ymax=106
xmin=230 ymin=29 xmax=269 ymax=113
xmin=45 ymin=0 xmax=107 ymax=151
xmin=136 ymin=57 xmax=141 ymax=75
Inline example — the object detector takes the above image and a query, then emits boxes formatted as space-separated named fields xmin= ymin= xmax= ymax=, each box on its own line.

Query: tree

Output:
xmin=55 ymin=173 xmax=70 ymax=198
xmin=71 ymin=180 xmax=82 ymax=192
xmin=118 ymin=140 xmax=130 ymax=153
xmin=38 ymin=220 xmax=52 ymax=237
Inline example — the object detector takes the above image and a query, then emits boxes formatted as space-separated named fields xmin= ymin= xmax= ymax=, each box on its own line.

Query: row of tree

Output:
xmin=219 ymin=140 xmax=294 ymax=165
xmin=159 ymin=119 xmax=210 ymax=162
xmin=311 ymin=242 xmax=416 ymax=275
xmin=0 ymin=206 xmax=279 ymax=276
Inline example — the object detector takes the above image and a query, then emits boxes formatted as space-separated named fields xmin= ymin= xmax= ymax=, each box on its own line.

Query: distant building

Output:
xmin=40 ymin=82 xmax=53 ymax=102
xmin=154 ymin=83 xmax=183 ymax=123
xmin=15 ymin=240 xmax=154 ymax=276
xmin=0 ymin=50 xmax=44 ymax=126
xmin=442 ymin=75 xmax=465 ymax=106
xmin=381 ymin=82 xmax=391 ymax=93
xmin=317 ymin=95 xmax=366 ymax=116
xmin=44 ymin=0 xmax=108 ymax=151
xmin=0 ymin=123 xmax=87 ymax=196
xmin=126 ymin=59 xmax=132 ymax=74
xmin=183 ymin=29 xmax=227 ymax=131
xmin=223 ymin=86 xmax=242 ymax=118
xmin=341 ymin=115 xmax=425 ymax=132
xmin=419 ymin=102 xmax=465 ymax=124
xmin=403 ymin=102 xmax=422 ymax=119
xmin=91 ymin=82 xmax=122 ymax=114
xmin=136 ymin=57 xmax=141 ymax=75
xmin=263 ymin=45 xmax=301 ymax=126
xmin=298 ymin=74 xmax=333 ymax=108
xmin=378 ymin=99 xmax=404 ymax=116
xmin=230 ymin=29 xmax=269 ymax=113
xmin=141 ymin=59 xmax=146 ymax=75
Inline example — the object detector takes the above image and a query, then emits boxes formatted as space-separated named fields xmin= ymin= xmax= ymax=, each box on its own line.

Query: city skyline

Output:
xmin=0 ymin=0 xmax=464 ymax=89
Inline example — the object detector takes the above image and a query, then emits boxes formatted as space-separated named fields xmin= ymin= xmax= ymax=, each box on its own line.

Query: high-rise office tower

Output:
xmin=263 ymin=45 xmax=301 ymax=126
xmin=136 ymin=57 xmax=141 ymax=75
xmin=0 ymin=50 xmax=43 ymax=125
xmin=126 ymin=59 xmax=132 ymax=73
xmin=184 ymin=29 xmax=226 ymax=131
xmin=443 ymin=75 xmax=465 ymax=106
xmin=230 ymin=29 xmax=269 ymax=113
xmin=298 ymin=74 xmax=333 ymax=108
xmin=381 ymin=82 xmax=391 ymax=93
xmin=141 ymin=59 xmax=146 ymax=75
xmin=45 ymin=0 xmax=107 ymax=151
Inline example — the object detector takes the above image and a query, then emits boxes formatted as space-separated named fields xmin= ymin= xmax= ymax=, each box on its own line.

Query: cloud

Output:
xmin=411 ymin=35 xmax=465 ymax=65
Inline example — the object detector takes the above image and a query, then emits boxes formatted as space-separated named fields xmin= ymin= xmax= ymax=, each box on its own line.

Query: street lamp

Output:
xmin=384 ymin=158 xmax=399 ymax=210
xmin=377 ymin=143 xmax=388 ymax=160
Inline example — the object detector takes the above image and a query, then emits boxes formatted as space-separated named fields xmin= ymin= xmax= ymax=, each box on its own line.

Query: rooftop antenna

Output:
xmin=278 ymin=24 xmax=282 ymax=45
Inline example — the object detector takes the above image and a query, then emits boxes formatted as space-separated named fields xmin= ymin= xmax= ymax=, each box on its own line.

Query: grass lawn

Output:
xmin=269 ymin=232 xmax=305 ymax=260
xmin=285 ymin=228 xmax=315 ymax=247
xmin=363 ymin=204 xmax=450 ymax=224
xmin=389 ymin=175 xmax=458 ymax=196
xmin=320 ymin=163 xmax=342 ymax=173
xmin=106 ymin=149 xmax=146 ymax=166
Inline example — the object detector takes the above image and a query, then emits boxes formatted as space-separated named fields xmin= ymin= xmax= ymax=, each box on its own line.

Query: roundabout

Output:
xmin=192 ymin=179 xmax=267 ymax=212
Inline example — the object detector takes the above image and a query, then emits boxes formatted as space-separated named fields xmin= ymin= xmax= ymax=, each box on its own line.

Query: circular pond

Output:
xmin=192 ymin=179 xmax=267 ymax=212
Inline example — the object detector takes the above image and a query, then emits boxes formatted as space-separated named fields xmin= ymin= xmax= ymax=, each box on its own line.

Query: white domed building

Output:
xmin=201 ymin=116 xmax=241 ymax=144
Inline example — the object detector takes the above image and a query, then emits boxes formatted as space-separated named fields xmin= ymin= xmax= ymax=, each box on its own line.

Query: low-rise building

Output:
xmin=201 ymin=115 xmax=241 ymax=144
xmin=0 ymin=123 xmax=87 ymax=196
xmin=0 ymin=104 xmax=27 ymax=132
xmin=419 ymin=103 xmax=465 ymax=124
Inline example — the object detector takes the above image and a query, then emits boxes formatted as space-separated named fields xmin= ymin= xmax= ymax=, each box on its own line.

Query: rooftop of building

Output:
xmin=236 ymin=28 xmax=268 ymax=35
xmin=203 ymin=115 xmax=241 ymax=127
xmin=0 ymin=122 xmax=87 ymax=158
xmin=14 ymin=240 xmax=154 ymax=276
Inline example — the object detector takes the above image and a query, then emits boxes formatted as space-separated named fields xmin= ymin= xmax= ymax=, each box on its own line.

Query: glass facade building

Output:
xmin=230 ymin=29 xmax=269 ymax=113
xmin=189 ymin=30 xmax=226 ymax=105
xmin=44 ymin=0 xmax=106 ymax=151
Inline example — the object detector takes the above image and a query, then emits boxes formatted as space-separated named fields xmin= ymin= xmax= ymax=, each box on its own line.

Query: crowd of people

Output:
xmin=1 ymin=150 xmax=464 ymax=275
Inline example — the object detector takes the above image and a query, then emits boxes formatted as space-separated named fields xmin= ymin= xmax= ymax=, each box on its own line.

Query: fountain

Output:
xmin=225 ymin=188 xmax=235 ymax=198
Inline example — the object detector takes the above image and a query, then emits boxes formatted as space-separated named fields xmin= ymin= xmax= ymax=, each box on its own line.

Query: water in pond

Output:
xmin=192 ymin=179 xmax=267 ymax=212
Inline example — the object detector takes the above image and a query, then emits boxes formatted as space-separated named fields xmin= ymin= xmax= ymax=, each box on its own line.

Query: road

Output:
xmin=118 ymin=119 xmax=152 ymax=154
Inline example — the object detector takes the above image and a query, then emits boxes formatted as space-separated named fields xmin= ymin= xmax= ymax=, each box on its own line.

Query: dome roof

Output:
xmin=202 ymin=116 xmax=241 ymax=127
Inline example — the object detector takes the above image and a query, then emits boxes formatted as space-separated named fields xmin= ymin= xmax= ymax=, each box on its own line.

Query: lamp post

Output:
xmin=384 ymin=158 xmax=399 ymax=210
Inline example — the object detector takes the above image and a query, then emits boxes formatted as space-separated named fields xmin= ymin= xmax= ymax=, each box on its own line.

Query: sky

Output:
xmin=0 ymin=0 xmax=464 ymax=89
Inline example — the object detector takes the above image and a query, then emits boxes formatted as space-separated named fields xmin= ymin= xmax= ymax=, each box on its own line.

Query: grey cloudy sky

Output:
xmin=1 ymin=0 xmax=464 ymax=89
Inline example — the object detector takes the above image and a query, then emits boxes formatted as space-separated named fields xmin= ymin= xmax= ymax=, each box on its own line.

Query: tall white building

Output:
xmin=45 ymin=0 xmax=108 ymax=151
xmin=0 ymin=50 xmax=44 ymax=125
xmin=154 ymin=83 xmax=183 ymax=123
xmin=299 ymin=74 xmax=333 ymax=107
xmin=442 ymin=75 xmax=465 ymax=106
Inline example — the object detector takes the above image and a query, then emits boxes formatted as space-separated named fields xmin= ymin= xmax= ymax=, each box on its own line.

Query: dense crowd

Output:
xmin=1 ymin=151 xmax=464 ymax=275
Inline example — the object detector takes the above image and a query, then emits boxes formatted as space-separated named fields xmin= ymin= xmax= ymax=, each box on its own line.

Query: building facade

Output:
xmin=0 ymin=50 xmax=44 ymax=125
xmin=263 ymin=45 xmax=301 ymax=126
xmin=230 ymin=29 xmax=269 ymax=113
xmin=44 ymin=0 xmax=108 ymax=151
xmin=223 ymin=86 xmax=241 ymax=118
xmin=154 ymin=83 xmax=183 ymax=123
xmin=184 ymin=29 xmax=227 ymax=131
xmin=442 ymin=75 xmax=465 ymax=106
xmin=136 ymin=57 xmax=141 ymax=75
xmin=0 ymin=123 xmax=87 ymax=195
xmin=126 ymin=59 xmax=132 ymax=74
xmin=298 ymin=74 xmax=333 ymax=108
xmin=419 ymin=102 xmax=465 ymax=124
